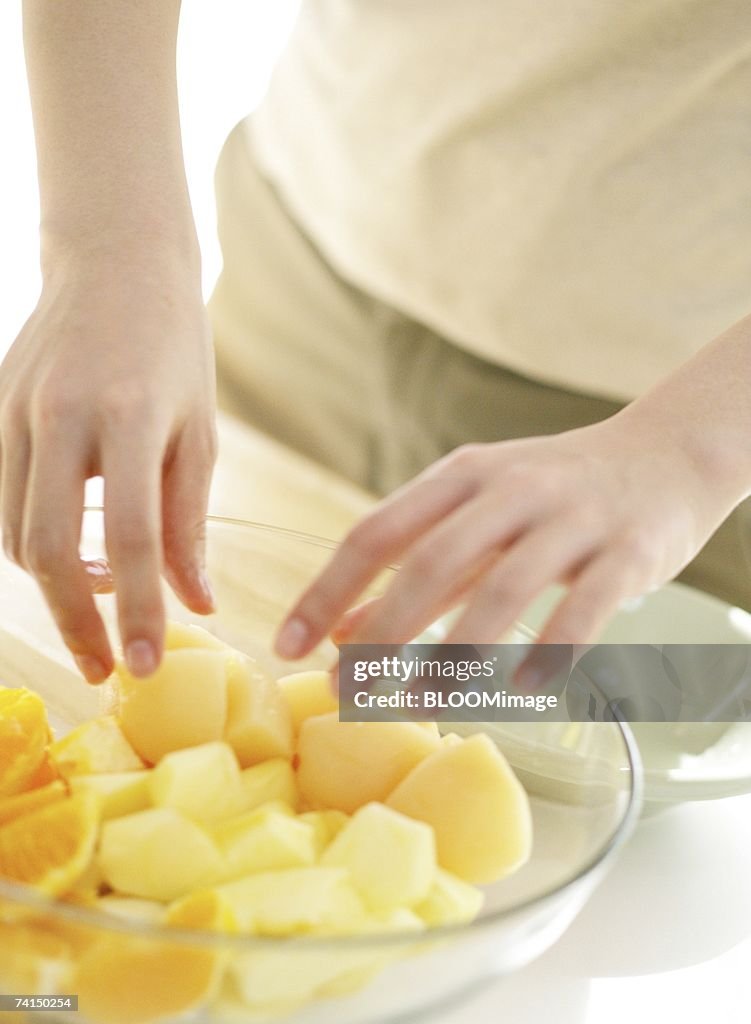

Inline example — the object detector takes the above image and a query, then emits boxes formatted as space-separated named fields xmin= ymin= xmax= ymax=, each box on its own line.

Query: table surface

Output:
xmin=211 ymin=412 xmax=751 ymax=1024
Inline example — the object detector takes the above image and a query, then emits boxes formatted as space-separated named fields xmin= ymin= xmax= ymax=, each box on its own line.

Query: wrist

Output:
xmin=614 ymin=385 xmax=751 ymax=509
xmin=40 ymin=204 xmax=201 ymax=284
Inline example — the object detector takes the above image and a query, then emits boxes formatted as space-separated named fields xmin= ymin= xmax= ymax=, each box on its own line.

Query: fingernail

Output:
xmin=199 ymin=570 xmax=216 ymax=611
xmin=125 ymin=639 xmax=158 ymax=677
xmin=74 ymin=654 xmax=110 ymax=685
xmin=275 ymin=617 xmax=309 ymax=659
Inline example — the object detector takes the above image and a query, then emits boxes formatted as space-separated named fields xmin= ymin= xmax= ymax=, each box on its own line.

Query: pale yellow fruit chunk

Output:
xmin=116 ymin=650 xmax=228 ymax=764
xmin=96 ymin=896 xmax=165 ymax=923
xmin=218 ymin=866 xmax=364 ymax=935
xmin=149 ymin=742 xmax=245 ymax=825
xmin=214 ymin=804 xmax=317 ymax=879
xmin=387 ymin=733 xmax=532 ymax=883
xmin=70 ymin=771 xmax=150 ymax=821
xmin=98 ymin=808 xmax=224 ymax=901
xmin=164 ymin=621 xmax=227 ymax=651
xmin=322 ymin=802 xmax=436 ymax=912
xmin=414 ymin=867 xmax=484 ymax=926
xmin=298 ymin=809 xmax=348 ymax=855
xmin=239 ymin=758 xmax=298 ymax=813
xmin=296 ymin=715 xmax=440 ymax=813
xmin=224 ymin=654 xmax=293 ymax=767
xmin=166 ymin=887 xmax=237 ymax=932
xmin=277 ymin=670 xmax=338 ymax=733
xmin=50 ymin=716 xmax=143 ymax=778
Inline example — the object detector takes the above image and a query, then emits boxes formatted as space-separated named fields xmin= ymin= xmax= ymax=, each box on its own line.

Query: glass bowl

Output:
xmin=0 ymin=512 xmax=642 ymax=1024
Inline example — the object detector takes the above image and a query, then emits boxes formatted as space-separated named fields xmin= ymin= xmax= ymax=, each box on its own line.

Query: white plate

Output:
xmin=520 ymin=582 xmax=751 ymax=808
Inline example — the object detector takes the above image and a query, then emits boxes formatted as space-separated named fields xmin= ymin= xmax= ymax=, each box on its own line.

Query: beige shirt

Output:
xmin=250 ymin=0 xmax=751 ymax=401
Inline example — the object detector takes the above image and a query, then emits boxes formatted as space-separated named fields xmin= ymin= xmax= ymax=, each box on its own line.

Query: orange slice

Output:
xmin=75 ymin=933 xmax=226 ymax=1024
xmin=0 ymin=687 xmax=52 ymax=798
xmin=0 ymin=781 xmax=68 ymax=826
xmin=50 ymin=716 xmax=144 ymax=778
xmin=0 ymin=791 xmax=99 ymax=896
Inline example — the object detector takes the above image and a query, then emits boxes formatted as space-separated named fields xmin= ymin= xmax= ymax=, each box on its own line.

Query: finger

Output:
xmin=0 ymin=421 xmax=31 ymax=566
xmin=161 ymin=421 xmax=217 ymax=615
xmin=444 ymin=517 xmax=602 ymax=644
xmin=102 ymin=430 xmax=167 ymax=678
xmin=275 ymin=471 xmax=475 ymax=659
xmin=342 ymin=489 xmax=534 ymax=644
xmin=22 ymin=437 xmax=113 ymax=683
xmin=533 ymin=549 xmax=645 ymax=648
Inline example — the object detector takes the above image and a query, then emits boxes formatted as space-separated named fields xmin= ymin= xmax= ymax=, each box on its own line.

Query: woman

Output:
xmin=2 ymin=0 xmax=750 ymax=682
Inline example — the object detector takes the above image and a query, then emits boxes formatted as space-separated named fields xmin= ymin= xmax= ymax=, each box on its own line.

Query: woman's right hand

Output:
xmin=0 ymin=242 xmax=217 ymax=683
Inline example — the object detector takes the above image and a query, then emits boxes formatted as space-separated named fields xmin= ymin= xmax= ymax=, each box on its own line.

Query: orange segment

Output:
xmin=75 ymin=934 xmax=225 ymax=1024
xmin=0 ymin=687 xmax=52 ymax=798
xmin=0 ymin=781 xmax=68 ymax=826
xmin=0 ymin=791 xmax=99 ymax=896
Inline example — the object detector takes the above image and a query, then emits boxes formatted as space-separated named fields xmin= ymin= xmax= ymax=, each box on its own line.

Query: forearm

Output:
xmin=615 ymin=314 xmax=751 ymax=509
xmin=23 ymin=0 xmax=198 ymax=270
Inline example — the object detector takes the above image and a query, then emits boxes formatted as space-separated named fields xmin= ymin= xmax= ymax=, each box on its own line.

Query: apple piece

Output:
xmin=213 ymin=804 xmax=317 ymax=878
xmin=414 ymin=867 xmax=484 ymax=926
xmin=149 ymin=742 xmax=245 ymax=825
xmin=218 ymin=866 xmax=364 ymax=935
xmin=296 ymin=715 xmax=440 ymax=813
xmin=387 ymin=733 xmax=532 ymax=883
xmin=164 ymin=621 xmax=227 ymax=651
xmin=298 ymin=809 xmax=348 ymax=856
xmin=321 ymin=803 xmax=436 ymax=911
xmin=98 ymin=808 xmax=225 ymax=901
xmin=239 ymin=758 xmax=298 ymax=813
xmin=50 ymin=717 xmax=144 ymax=778
xmin=96 ymin=896 xmax=165 ymax=923
xmin=277 ymin=671 xmax=338 ymax=733
xmin=116 ymin=650 xmax=228 ymax=764
xmin=223 ymin=654 xmax=293 ymax=767
xmin=70 ymin=771 xmax=150 ymax=821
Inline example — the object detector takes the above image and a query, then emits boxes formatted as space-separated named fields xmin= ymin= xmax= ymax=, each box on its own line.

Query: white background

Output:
xmin=1 ymin=4 xmax=749 ymax=1023
xmin=0 ymin=0 xmax=300 ymax=359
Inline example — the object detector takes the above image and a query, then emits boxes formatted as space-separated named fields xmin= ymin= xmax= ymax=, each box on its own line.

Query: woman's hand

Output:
xmin=275 ymin=407 xmax=744 ymax=673
xmin=0 ymin=245 xmax=216 ymax=683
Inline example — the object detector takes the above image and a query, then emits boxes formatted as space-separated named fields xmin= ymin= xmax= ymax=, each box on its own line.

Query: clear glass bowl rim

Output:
xmin=0 ymin=513 xmax=644 ymax=950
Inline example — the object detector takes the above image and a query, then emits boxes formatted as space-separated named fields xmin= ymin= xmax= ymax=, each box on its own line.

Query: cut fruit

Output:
xmin=0 ymin=781 xmax=68 ymax=826
xmin=214 ymin=804 xmax=317 ymax=879
xmin=98 ymin=808 xmax=225 ymax=902
xmin=298 ymin=809 xmax=348 ymax=855
xmin=96 ymin=896 xmax=165 ymax=923
xmin=387 ymin=733 xmax=533 ymax=883
xmin=218 ymin=866 xmax=364 ymax=936
xmin=166 ymin=888 xmax=237 ymax=933
xmin=239 ymin=758 xmax=298 ymax=813
xmin=223 ymin=654 xmax=293 ymax=767
xmin=296 ymin=715 xmax=441 ymax=813
xmin=50 ymin=717 xmax=144 ymax=778
xmin=116 ymin=649 xmax=228 ymax=764
xmin=277 ymin=671 xmax=338 ymax=733
xmin=414 ymin=867 xmax=484 ymax=926
xmin=149 ymin=743 xmax=245 ymax=825
xmin=0 ymin=922 xmax=74 ymax=996
xmin=70 ymin=771 xmax=150 ymax=821
xmin=0 ymin=686 xmax=52 ymax=797
xmin=322 ymin=803 xmax=436 ymax=911
xmin=0 ymin=791 xmax=99 ymax=897
xmin=74 ymin=933 xmax=223 ymax=1024
xmin=165 ymin=621 xmax=227 ymax=652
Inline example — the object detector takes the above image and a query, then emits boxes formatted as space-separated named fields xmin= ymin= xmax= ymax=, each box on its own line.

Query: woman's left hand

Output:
xmin=274 ymin=406 xmax=742 ymax=668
